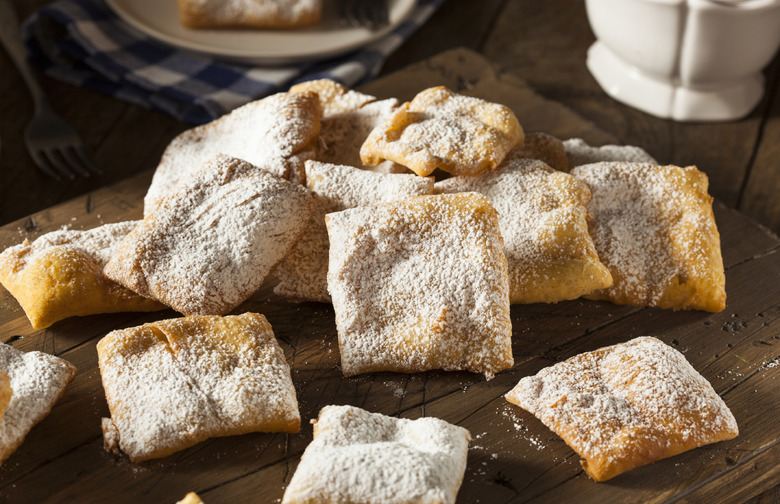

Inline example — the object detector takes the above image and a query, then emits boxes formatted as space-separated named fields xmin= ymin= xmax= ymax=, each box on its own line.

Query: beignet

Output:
xmin=572 ymin=162 xmax=726 ymax=312
xmin=177 ymin=0 xmax=321 ymax=28
xmin=326 ymin=192 xmax=513 ymax=379
xmin=98 ymin=313 xmax=300 ymax=462
xmin=282 ymin=405 xmax=471 ymax=504
xmin=360 ymin=86 xmax=524 ymax=177
xmin=436 ymin=157 xmax=611 ymax=304
xmin=106 ymin=155 xmax=315 ymax=316
xmin=0 ymin=222 xmax=165 ymax=329
xmin=506 ymin=336 xmax=739 ymax=481
xmin=144 ymin=91 xmax=321 ymax=215
xmin=0 ymin=342 xmax=77 ymax=466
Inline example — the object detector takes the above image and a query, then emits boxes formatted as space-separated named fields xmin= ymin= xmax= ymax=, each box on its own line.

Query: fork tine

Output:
xmin=60 ymin=148 xmax=91 ymax=177
xmin=42 ymin=150 xmax=76 ymax=180
xmin=28 ymin=149 xmax=61 ymax=180
xmin=74 ymin=146 xmax=102 ymax=175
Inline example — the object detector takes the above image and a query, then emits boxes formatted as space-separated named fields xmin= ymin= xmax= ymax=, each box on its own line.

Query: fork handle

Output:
xmin=0 ymin=0 xmax=48 ymax=109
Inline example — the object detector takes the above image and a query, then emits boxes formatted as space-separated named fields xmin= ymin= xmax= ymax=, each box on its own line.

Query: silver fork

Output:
xmin=0 ymin=0 xmax=100 ymax=180
xmin=340 ymin=0 xmax=390 ymax=31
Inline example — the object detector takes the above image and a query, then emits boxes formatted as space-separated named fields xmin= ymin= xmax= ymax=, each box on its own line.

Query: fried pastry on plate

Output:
xmin=144 ymin=91 xmax=320 ymax=216
xmin=508 ymin=132 xmax=568 ymax=172
xmin=572 ymin=162 xmax=726 ymax=312
xmin=0 ymin=222 xmax=166 ymax=329
xmin=274 ymin=160 xmax=433 ymax=302
xmin=177 ymin=0 xmax=321 ymax=28
xmin=360 ymin=86 xmax=524 ymax=177
xmin=326 ymin=192 xmax=513 ymax=379
xmin=564 ymin=138 xmax=657 ymax=169
xmin=436 ymin=157 xmax=612 ymax=304
xmin=506 ymin=336 xmax=738 ymax=482
xmin=106 ymin=155 xmax=315 ymax=316
xmin=0 ymin=342 xmax=77 ymax=466
xmin=98 ymin=313 xmax=299 ymax=462
xmin=282 ymin=405 xmax=471 ymax=504
xmin=291 ymin=79 xmax=407 ymax=174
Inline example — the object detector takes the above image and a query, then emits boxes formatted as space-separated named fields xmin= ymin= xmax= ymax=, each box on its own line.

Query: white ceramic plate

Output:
xmin=105 ymin=0 xmax=416 ymax=65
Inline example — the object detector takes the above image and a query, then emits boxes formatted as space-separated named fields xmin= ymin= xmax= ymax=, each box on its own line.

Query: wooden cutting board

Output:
xmin=0 ymin=49 xmax=777 ymax=504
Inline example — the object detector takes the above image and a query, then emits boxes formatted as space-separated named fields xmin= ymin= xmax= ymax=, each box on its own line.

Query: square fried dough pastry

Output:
xmin=105 ymin=155 xmax=315 ymax=316
xmin=508 ymin=132 xmax=568 ymax=172
xmin=177 ymin=0 xmax=321 ymax=28
xmin=360 ymin=86 xmax=524 ymax=177
xmin=0 ymin=342 xmax=77 ymax=466
xmin=506 ymin=336 xmax=739 ymax=482
xmin=0 ymin=222 xmax=166 ymax=329
xmin=564 ymin=138 xmax=657 ymax=170
xmin=326 ymin=192 xmax=514 ymax=379
xmin=572 ymin=162 xmax=726 ymax=312
xmin=98 ymin=313 xmax=300 ymax=462
xmin=144 ymin=90 xmax=321 ymax=216
xmin=436 ymin=156 xmax=612 ymax=304
xmin=290 ymin=79 xmax=407 ymax=174
xmin=274 ymin=160 xmax=434 ymax=302
xmin=177 ymin=493 xmax=204 ymax=504
xmin=282 ymin=405 xmax=471 ymax=504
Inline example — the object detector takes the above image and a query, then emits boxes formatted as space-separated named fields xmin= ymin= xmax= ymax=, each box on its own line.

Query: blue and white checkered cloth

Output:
xmin=22 ymin=0 xmax=444 ymax=124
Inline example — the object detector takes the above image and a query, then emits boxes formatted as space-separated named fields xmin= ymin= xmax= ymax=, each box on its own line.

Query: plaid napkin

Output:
xmin=22 ymin=0 xmax=444 ymax=124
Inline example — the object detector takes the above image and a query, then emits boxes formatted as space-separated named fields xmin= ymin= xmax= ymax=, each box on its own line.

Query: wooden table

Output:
xmin=0 ymin=1 xmax=779 ymax=503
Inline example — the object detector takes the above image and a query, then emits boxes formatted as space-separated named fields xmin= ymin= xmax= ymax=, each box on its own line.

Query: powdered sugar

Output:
xmin=326 ymin=192 xmax=513 ymax=379
xmin=98 ymin=313 xmax=299 ymax=462
xmin=274 ymin=160 xmax=433 ymax=302
xmin=564 ymin=138 xmax=657 ymax=169
xmin=435 ymin=157 xmax=611 ymax=304
xmin=572 ymin=162 xmax=726 ymax=311
xmin=0 ymin=342 xmax=77 ymax=465
xmin=144 ymin=91 xmax=321 ymax=216
xmin=106 ymin=155 xmax=315 ymax=315
xmin=178 ymin=0 xmax=321 ymax=27
xmin=282 ymin=405 xmax=470 ymax=504
xmin=0 ymin=221 xmax=138 ymax=276
xmin=506 ymin=336 xmax=738 ymax=481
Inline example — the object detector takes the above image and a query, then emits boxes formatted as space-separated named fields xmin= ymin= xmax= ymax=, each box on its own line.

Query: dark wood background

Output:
xmin=1 ymin=0 xmax=779 ymax=234
xmin=0 ymin=1 xmax=779 ymax=503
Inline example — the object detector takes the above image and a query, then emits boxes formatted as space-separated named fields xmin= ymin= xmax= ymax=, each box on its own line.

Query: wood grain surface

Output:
xmin=0 ymin=50 xmax=777 ymax=504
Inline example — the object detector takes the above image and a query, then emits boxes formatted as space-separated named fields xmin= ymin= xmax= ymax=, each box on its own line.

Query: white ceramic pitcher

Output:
xmin=586 ymin=0 xmax=780 ymax=121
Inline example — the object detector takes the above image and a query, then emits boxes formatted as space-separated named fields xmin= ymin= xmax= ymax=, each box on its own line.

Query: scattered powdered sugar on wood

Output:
xmin=436 ymin=156 xmax=611 ymax=304
xmin=274 ymin=160 xmax=433 ymax=302
xmin=105 ymin=155 xmax=315 ymax=316
xmin=564 ymin=138 xmax=657 ymax=169
xmin=0 ymin=342 xmax=77 ymax=465
xmin=506 ymin=336 xmax=738 ymax=481
xmin=282 ymin=405 xmax=470 ymax=504
xmin=144 ymin=91 xmax=321 ymax=215
xmin=98 ymin=313 xmax=299 ymax=462
xmin=572 ymin=162 xmax=726 ymax=311
xmin=326 ymin=192 xmax=513 ymax=379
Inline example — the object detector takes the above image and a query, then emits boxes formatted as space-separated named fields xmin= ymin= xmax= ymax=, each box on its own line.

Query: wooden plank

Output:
xmin=0 ymin=49 xmax=778 ymax=503
xmin=739 ymin=58 xmax=780 ymax=235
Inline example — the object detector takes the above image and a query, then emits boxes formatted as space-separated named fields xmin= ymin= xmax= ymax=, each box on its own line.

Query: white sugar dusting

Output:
xmin=106 ymin=155 xmax=315 ymax=315
xmin=274 ymin=160 xmax=433 ymax=302
xmin=0 ymin=343 xmax=77 ymax=465
xmin=282 ymin=405 xmax=470 ymax=504
xmin=326 ymin=193 xmax=513 ymax=379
